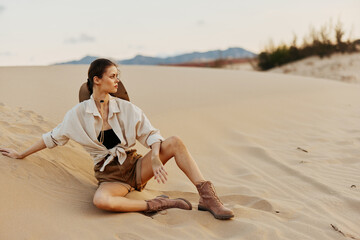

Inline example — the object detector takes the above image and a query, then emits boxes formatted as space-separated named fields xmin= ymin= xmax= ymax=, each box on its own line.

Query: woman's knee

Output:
xmin=93 ymin=193 xmax=114 ymax=211
xmin=157 ymin=136 xmax=186 ymax=164
xmin=164 ymin=136 xmax=185 ymax=150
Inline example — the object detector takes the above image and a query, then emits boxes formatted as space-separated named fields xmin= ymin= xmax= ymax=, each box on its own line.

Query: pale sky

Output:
xmin=0 ymin=0 xmax=359 ymax=66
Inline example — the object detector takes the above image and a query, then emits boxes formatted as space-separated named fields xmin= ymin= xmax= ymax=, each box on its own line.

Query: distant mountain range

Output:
xmin=55 ymin=47 xmax=257 ymax=65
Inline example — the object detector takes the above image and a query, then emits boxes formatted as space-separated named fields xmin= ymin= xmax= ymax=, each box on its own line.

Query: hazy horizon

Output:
xmin=0 ymin=0 xmax=359 ymax=66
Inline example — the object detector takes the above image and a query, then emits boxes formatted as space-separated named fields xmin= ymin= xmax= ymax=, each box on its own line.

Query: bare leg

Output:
xmin=140 ymin=136 xmax=206 ymax=185
xmin=93 ymin=136 xmax=205 ymax=212
xmin=93 ymin=182 xmax=148 ymax=212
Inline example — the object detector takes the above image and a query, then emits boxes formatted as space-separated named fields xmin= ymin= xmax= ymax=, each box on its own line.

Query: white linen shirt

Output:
xmin=42 ymin=95 xmax=164 ymax=172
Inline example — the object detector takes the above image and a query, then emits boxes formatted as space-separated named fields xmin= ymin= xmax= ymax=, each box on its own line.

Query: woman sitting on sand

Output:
xmin=0 ymin=58 xmax=234 ymax=220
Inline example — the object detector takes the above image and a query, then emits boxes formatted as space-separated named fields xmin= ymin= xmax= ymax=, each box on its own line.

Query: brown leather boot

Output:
xmin=196 ymin=181 xmax=234 ymax=220
xmin=145 ymin=195 xmax=192 ymax=213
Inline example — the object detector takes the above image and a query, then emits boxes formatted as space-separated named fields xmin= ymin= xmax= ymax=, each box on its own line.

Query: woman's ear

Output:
xmin=93 ymin=76 xmax=101 ymax=85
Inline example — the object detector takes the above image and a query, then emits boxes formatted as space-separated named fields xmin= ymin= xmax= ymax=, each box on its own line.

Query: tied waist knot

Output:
xmin=94 ymin=145 xmax=129 ymax=172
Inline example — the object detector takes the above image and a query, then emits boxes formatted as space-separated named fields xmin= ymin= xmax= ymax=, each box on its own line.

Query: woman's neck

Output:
xmin=92 ymin=90 xmax=110 ymax=109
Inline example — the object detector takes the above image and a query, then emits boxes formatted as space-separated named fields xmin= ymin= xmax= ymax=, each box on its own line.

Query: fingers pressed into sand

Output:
xmin=0 ymin=149 xmax=10 ymax=156
xmin=0 ymin=148 xmax=10 ymax=153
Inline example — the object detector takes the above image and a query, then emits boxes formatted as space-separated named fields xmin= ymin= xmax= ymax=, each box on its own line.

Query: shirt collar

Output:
xmin=86 ymin=94 xmax=120 ymax=118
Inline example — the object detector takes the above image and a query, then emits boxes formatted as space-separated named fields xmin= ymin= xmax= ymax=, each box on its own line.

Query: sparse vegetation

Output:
xmin=161 ymin=58 xmax=252 ymax=68
xmin=257 ymin=19 xmax=359 ymax=70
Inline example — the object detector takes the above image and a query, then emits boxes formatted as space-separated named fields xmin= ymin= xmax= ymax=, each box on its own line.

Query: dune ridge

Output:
xmin=269 ymin=52 xmax=360 ymax=84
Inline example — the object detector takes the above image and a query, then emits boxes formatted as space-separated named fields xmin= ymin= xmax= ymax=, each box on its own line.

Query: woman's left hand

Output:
xmin=151 ymin=154 xmax=168 ymax=184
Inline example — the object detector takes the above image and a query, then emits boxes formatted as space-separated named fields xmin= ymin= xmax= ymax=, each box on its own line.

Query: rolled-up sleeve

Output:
xmin=42 ymin=111 xmax=71 ymax=149
xmin=133 ymin=105 xmax=164 ymax=148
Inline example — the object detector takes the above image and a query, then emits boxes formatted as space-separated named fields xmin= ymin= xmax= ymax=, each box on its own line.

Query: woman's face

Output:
xmin=98 ymin=65 xmax=119 ymax=94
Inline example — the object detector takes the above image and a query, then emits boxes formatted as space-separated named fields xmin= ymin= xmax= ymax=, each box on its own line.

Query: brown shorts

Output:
xmin=94 ymin=149 xmax=147 ymax=192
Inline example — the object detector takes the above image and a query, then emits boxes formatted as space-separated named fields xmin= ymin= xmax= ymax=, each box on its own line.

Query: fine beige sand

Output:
xmin=1 ymin=65 xmax=360 ymax=239
xmin=269 ymin=52 xmax=360 ymax=84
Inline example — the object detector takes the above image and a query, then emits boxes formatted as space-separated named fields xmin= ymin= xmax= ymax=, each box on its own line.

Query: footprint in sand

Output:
xmin=222 ymin=195 xmax=274 ymax=212
xmin=249 ymin=198 xmax=274 ymax=212
xmin=115 ymin=233 xmax=144 ymax=240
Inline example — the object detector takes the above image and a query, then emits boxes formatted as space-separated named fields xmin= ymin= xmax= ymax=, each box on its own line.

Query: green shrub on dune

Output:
xmin=258 ymin=19 xmax=359 ymax=70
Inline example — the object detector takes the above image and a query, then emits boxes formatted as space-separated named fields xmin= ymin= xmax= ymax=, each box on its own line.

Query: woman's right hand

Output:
xmin=0 ymin=147 xmax=23 ymax=159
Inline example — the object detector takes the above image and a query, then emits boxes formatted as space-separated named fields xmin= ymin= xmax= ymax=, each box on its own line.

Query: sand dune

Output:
xmin=1 ymin=65 xmax=360 ymax=239
xmin=269 ymin=52 xmax=360 ymax=84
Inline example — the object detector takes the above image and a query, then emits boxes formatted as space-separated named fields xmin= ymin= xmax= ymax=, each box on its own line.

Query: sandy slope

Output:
xmin=0 ymin=65 xmax=360 ymax=239
xmin=269 ymin=52 xmax=360 ymax=84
